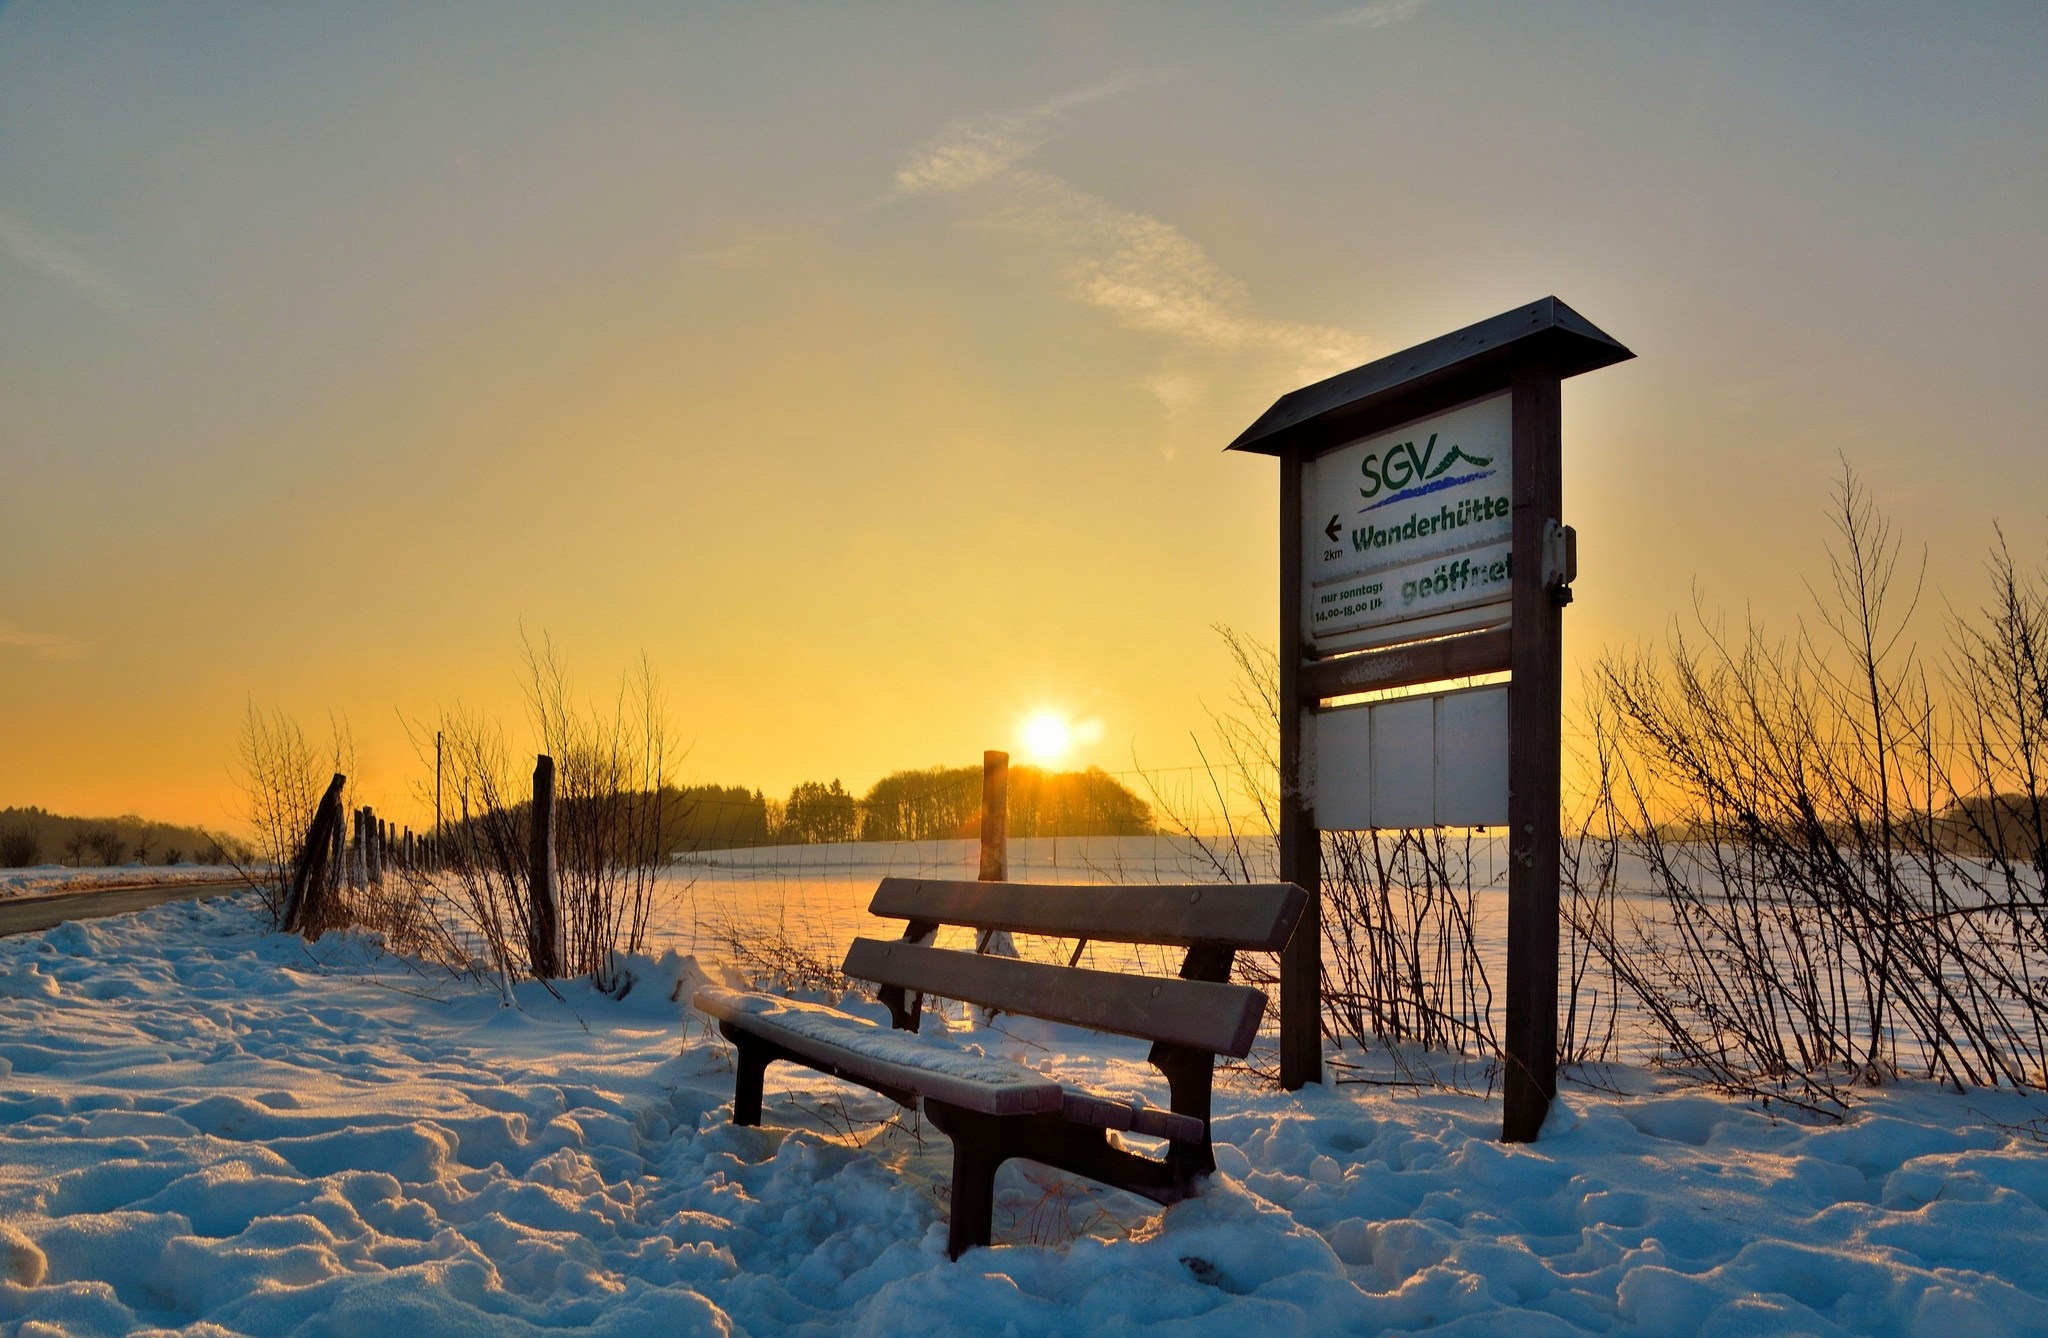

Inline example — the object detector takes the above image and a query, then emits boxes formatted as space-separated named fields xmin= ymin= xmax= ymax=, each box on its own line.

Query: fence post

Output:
xmin=528 ymin=754 xmax=561 ymax=978
xmin=327 ymin=798 xmax=345 ymax=899
xmin=282 ymin=773 xmax=346 ymax=936
xmin=366 ymin=810 xmax=384 ymax=888
xmin=977 ymin=751 xmax=1015 ymax=959
xmin=980 ymin=750 xmax=1008 ymax=881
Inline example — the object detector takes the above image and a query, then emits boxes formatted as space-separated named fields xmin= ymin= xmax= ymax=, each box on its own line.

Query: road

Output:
xmin=0 ymin=880 xmax=248 ymax=937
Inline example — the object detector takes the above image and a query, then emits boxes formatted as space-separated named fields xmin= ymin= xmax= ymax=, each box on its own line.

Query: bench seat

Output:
xmin=695 ymin=985 xmax=1206 ymax=1141
xmin=695 ymin=985 xmax=1062 ymax=1117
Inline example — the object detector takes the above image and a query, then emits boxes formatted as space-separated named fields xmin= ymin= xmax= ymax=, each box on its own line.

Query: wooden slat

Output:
xmin=843 ymin=939 xmax=1268 ymax=1057
xmin=868 ymin=879 xmax=1305 ymax=952
xmin=1302 ymin=626 xmax=1511 ymax=701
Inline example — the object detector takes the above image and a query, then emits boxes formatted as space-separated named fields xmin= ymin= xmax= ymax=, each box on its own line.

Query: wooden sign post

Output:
xmin=1227 ymin=297 xmax=1631 ymax=1140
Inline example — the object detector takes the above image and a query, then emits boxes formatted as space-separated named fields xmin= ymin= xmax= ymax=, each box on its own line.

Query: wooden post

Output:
xmin=366 ymin=809 xmax=383 ymax=888
xmin=976 ymin=751 xmax=1016 ymax=960
xmin=1278 ymin=444 xmax=1323 ymax=1091
xmin=528 ymin=754 xmax=561 ymax=978
xmin=281 ymin=773 xmax=347 ymax=935
xmin=327 ymin=797 xmax=345 ymax=899
xmin=979 ymin=751 xmax=1008 ymax=882
xmin=434 ymin=730 xmax=444 ymax=870
xmin=1502 ymin=361 xmax=1565 ymax=1142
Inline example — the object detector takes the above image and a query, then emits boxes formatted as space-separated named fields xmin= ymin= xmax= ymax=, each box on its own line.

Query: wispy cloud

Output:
xmin=1320 ymin=0 xmax=1433 ymax=32
xmin=0 ymin=620 xmax=89 ymax=661
xmin=892 ymin=74 xmax=1157 ymax=198
xmin=891 ymin=77 xmax=1377 ymax=397
xmin=0 ymin=207 xmax=148 ymax=321
xmin=978 ymin=169 xmax=1374 ymax=377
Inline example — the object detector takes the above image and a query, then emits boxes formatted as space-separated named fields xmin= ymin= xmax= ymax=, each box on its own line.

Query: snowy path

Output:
xmin=0 ymin=896 xmax=2044 ymax=1336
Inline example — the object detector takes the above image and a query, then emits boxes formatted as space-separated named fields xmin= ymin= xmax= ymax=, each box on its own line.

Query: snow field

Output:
xmin=0 ymin=894 xmax=2043 ymax=1335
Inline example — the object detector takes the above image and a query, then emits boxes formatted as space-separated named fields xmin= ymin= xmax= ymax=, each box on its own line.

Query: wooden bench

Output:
xmin=693 ymin=875 xmax=1307 ymax=1257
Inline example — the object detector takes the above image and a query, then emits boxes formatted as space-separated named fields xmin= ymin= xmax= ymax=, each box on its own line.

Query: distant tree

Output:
xmin=132 ymin=833 xmax=154 ymax=864
xmin=783 ymin=780 xmax=858 ymax=844
xmin=1008 ymin=766 xmax=1153 ymax=837
xmin=661 ymin=784 xmax=773 ymax=853
xmin=64 ymin=831 xmax=89 ymax=866
xmin=0 ymin=826 xmax=40 ymax=868
xmin=163 ymin=848 xmax=183 ymax=866
xmin=861 ymin=766 xmax=980 ymax=842
xmin=86 ymin=828 xmax=126 ymax=866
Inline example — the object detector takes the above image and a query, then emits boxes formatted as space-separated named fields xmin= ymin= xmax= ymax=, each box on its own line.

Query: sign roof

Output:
xmin=1226 ymin=296 xmax=1633 ymax=458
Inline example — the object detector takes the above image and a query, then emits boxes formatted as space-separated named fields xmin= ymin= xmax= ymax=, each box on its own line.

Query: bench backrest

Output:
xmin=841 ymin=878 xmax=1307 ymax=1058
xmin=868 ymin=878 xmax=1305 ymax=950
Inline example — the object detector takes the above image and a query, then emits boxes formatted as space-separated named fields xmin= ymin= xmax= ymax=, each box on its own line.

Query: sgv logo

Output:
xmin=1359 ymin=432 xmax=1495 ymax=512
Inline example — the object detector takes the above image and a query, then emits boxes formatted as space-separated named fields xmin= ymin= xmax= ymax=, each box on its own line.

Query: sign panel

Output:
xmin=1310 ymin=683 xmax=1509 ymax=830
xmin=1302 ymin=393 xmax=1512 ymax=649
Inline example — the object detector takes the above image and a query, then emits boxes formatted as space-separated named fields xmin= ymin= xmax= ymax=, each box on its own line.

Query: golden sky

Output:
xmin=3 ymin=3 xmax=2044 ymax=832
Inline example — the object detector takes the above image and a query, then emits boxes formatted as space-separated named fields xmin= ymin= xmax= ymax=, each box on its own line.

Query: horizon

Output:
xmin=3 ymin=3 xmax=2044 ymax=832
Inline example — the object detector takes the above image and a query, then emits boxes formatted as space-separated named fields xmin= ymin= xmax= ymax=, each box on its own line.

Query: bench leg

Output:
xmin=946 ymin=1127 xmax=1002 ymax=1259
xmin=732 ymin=1036 xmax=770 ymax=1127
xmin=929 ymin=1099 xmax=1213 ymax=1259
xmin=1150 ymin=1043 xmax=1218 ymax=1180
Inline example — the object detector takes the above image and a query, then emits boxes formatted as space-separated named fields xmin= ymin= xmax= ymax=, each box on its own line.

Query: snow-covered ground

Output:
xmin=2 ymin=894 xmax=2045 ymax=1335
xmin=0 ymin=866 xmax=244 ymax=900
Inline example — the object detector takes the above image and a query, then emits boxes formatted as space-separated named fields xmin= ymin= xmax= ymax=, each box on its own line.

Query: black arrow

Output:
xmin=1324 ymin=515 xmax=1342 ymax=543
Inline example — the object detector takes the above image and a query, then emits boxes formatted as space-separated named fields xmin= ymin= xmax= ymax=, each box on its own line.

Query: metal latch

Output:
xmin=1542 ymin=519 xmax=1577 ymax=604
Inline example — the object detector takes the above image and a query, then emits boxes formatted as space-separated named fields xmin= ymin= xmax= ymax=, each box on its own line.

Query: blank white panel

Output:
xmin=1315 ymin=703 xmax=1373 ymax=830
xmin=1370 ymin=697 xmax=1435 ymax=829
xmin=1435 ymin=684 xmax=1510 ymax=826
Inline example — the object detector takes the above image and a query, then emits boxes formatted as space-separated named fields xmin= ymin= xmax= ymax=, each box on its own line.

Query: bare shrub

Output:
xmin=700 ymin=913 xmax=849 ymax=996
xmin=336 ymin=864 xmax=480 ymax=978
xmin=392 ymin=643 xmax=682 ymax=994
xmin=428 ymin=707 xmax=537 ymax=993
xmin=1568 ymin=467 xmax=2048 ymax=1111
xmin=234 ymin=704 xmax=355 ymax=922
xmin=1322 ymin=828 xmax=1498 ymax=1083
xmin=523 ymin=641 xmax=676 ymax=990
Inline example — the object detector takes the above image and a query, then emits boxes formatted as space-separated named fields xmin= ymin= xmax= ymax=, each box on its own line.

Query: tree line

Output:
xmin=436 ymin=763 xmax=1154 ymax=857
xmin=0 ymin=807 xmax=244 ymax=869
xmin=759 ymin=764 xmax=1154 ymax=847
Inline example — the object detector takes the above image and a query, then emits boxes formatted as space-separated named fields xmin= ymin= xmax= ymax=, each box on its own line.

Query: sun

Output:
xmin=1018 ymin=710 xmax=1074 ymax=766
xmin=1016 ymin=709 xmax=1104 ymax=767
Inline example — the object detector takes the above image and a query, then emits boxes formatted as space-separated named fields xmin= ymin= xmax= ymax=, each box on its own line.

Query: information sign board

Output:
xmin=1229 ymin=295 xmax=1633 ymax=1119
xmin=1302 ymin=394 xmax=1512 ymax=650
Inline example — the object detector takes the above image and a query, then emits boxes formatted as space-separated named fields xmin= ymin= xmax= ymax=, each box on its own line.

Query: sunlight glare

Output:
xmin=1019 ymin=710 xmax=1073 ymax=766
